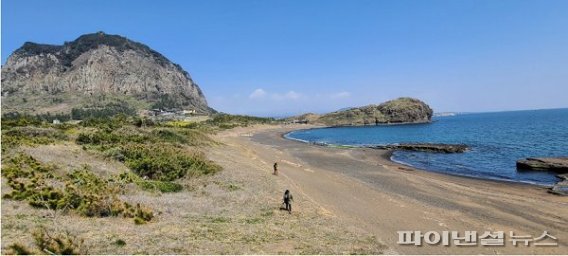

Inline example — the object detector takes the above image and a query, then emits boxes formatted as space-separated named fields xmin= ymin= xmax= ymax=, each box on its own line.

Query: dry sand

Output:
xmin=231 ymin=124 xmax=568 ymax=254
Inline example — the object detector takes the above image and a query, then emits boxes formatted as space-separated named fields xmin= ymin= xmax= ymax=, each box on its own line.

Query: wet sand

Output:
xmin=222 ymin=124 xmax=568 ymax=254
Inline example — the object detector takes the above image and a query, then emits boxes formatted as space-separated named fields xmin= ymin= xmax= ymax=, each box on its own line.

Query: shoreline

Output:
xmin=234 ymin=124 xmax=568 ymax=254
xmin=282 ymin=126 xmax=557 ymax=189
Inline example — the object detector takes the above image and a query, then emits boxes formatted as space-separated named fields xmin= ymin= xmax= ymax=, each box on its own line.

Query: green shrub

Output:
xmin=151 ymin=129 xmax=188 ymax=143
xmin=133 ymin=216 xmax=147 ymax=225
xmin=1 ymin=113 xmax=44 ymax=128
xmin=33 ymin=227 xmax=85 ymax=255
xmin=2 ymin=154 xmax=154 ymax=223
xmin=132 ymin=117 xmax=155 ymax=127
xmin=79 ymin=114 xmax=131 ymax=129
xmin=193 ymin=113 xmax=278 ymax=130
xmin=1 ymin=127 xmax=68 ymax=151
xmin=120 ymin=143 xmax=221 ymax=181
xmin=71 ymin=101 xmax=136 ymax=120
xmin=6 ymin=243 xmax=35 ymax=255
xmin=117 ymin=172 xmax=183 ymax=193
xmin=112 ymin=239 xmax=127 ymax=247
xmin=76 ymin=126 xmax=212 ymax=149
xmin=162 ymin=120 xmax=198 ymax=128
xmin=76 ymin=128 xmax=149 ymax=146
xmin=138 ymin=180 xmax=183 ymax=193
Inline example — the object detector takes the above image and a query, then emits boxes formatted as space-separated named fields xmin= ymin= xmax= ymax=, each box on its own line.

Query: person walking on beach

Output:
xmin=283 ymin=189 xmax=293 ymax=213
xmin=273 ymin=162 xmax=278 ymax=176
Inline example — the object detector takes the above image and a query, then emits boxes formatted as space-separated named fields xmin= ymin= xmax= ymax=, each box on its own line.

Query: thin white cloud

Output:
xmin=249 ymin=88 xmax=267 ymax=99
xmin=330 ymin=91 xmax=351 ymax=99
xmin=285 ymin=91 xmax=302 ymax=100
xmin=272 ymin=90 xmax=303 ymax=100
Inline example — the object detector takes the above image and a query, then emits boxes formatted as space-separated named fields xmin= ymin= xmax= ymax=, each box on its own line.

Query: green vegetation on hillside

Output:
xmin=0 ymin=113 xmax=255 ymax=228
xmin=1 ymin=112 xmax=276 ymax=212
xmin=2 ymin=154 xmax=153 ymax=223
xmin=205 ymin=113 xmax=275 ymax=129
xmin=71 ymin=101 xmax=137 ymax=120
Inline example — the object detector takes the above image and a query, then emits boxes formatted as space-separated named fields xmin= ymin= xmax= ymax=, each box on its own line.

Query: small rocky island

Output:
xmin=288 ymin=97 xmax=433 ymax=126
xmin=517 ymin=157 xmax=568 ymax=196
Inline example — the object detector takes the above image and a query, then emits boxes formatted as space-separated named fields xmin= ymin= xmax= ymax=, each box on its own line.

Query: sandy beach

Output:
xmin=2 ymin=123 xmax=566 ymax=254
xmin=219 ymin=124 xmax=568 ymax=254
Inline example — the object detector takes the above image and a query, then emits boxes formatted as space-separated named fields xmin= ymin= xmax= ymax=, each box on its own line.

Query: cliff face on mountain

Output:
xmin=1 ymin=32 xmax=213 ymax=114
xmin=294 ymin=97 xmax=433 ymax=126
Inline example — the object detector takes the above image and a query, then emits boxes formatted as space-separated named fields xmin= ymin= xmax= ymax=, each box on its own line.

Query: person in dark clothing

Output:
xmin=273 ymin=162 xmax=278 ymax=175
xmin=283 ymin=189 xmax=293 ymax=213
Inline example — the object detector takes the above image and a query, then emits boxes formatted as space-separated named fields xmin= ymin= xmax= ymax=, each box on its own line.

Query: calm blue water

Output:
xmin=285 ymin=108 xmax=568 ymax=186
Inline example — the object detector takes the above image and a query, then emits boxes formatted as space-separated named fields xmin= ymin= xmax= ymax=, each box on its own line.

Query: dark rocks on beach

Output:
xmin=516 ymin=157 xmax=568 ymax=196
xmin=550 ymin=174 xmax=568 ymax=196
xmin=516 ymin=157 xmax=568 ymax=173
xmin=369 ymin=143 xmax=468 ymax=153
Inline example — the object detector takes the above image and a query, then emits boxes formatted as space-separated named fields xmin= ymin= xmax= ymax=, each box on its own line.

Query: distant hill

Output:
xmin=1 ymin=32 xmax=214 ymax=116
xmin=433 ymin=112 xmax=457 ymax=117
xmin=289 ymin=97 xmax=433 ymax=126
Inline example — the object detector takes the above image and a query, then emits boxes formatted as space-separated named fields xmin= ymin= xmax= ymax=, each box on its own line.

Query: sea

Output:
xmin=285 ymin=108 xmax=568 ymax=186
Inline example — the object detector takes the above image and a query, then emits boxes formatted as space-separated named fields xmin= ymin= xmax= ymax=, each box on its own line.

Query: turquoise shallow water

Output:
xmin=285 ymin=108 xmax=568 ymax=186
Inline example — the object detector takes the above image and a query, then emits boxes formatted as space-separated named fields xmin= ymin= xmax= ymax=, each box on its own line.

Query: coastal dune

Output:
xmin=226 ymin=124 xmax=568 ymax=254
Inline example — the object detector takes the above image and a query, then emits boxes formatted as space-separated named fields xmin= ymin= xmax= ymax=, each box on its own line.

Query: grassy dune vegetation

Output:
xmin=1 ymin=113 xmax=383 ymax=254
xmin=0 ymin=113 xmax=273 ymax=254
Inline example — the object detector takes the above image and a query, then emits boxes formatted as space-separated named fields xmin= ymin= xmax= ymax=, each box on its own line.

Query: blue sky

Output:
xmin=2 ymin=0 xmax=568 ymax=116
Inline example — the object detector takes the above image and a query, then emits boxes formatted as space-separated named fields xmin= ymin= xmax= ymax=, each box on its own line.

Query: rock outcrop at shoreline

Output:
xmin=550 ymin=174 xmax=568 ymax=196
xmin=288 ymin=97 xmax=433 ymax=126
xmin=516 ymin=157 xmax=568 ymax=173
xmin=1 ymin=31 xmax=213 ymax=114
xmin=516 ymin=157 xmax=568 ymax=196
xmin=369 ymin=143 xmax=468 ymax=153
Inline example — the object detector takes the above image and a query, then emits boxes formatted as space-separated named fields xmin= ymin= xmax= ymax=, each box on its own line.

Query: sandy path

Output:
xmin=221 ymin=125 xmax=568 ymax=254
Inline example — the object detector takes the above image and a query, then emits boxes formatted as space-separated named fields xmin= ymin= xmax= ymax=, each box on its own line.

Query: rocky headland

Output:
xmin=1 ymin=32 xmax=213 ymax=115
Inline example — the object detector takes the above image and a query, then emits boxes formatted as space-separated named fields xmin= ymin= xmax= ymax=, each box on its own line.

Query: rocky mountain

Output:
xmin=291 ymin=97 xmax=433 ymax=126
xmin=1 ymin=32 xmax=213 ymax=115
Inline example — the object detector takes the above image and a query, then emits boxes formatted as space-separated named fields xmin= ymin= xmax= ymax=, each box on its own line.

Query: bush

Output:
xmin=76 ymin=131 xmax=121 ymax=145
xmin=76 ymin=128 xmax=149 ymax=146
xmin=150 ymin=128 xmax=213 ymax=146
xmin=2 ymin=127 xmax=68 ymax=151
xmin=1 ymin=113 xmax=45 ymax=128
xmin=133 ymin=117 xmax=155 ymax=127
xmin=163 ymin=120 xmax=198 ymax=128
xmin=117 ymin=172 xmax=183 ymax=193
xmin=2 ymin=154 xmax=154 ymax=222
xmin=71 ymin=101 xmax=136 ymax=120
xmin=33 ymin=227 xmax=85 ymax=255
xmin=2 ymin=112 xmax=73 ymax=128
xmin=112 ymin=239 xmax=126 ymax=247
xmin=79 ymin=114 xmax=131 ymax=129
xmin=76 ymin=127 xmax=211 ymax=147
xmin=6 ymin=243 xmax=35 ymax=255
xmin=121 ymin=143 xmax=221 ymax=181
xmin=209 ymin=114 xmax=275 ymax=124
xmin=151 ymin=129 xmax=188 ymax=144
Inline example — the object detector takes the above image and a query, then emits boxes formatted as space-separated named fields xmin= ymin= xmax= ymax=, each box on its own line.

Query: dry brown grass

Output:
xmin=1 ymin=131 xmax=384 ymax=254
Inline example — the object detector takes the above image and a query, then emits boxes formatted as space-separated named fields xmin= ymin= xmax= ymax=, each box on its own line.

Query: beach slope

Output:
xmin=230 ymin=124 xmax=568 ymax=254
